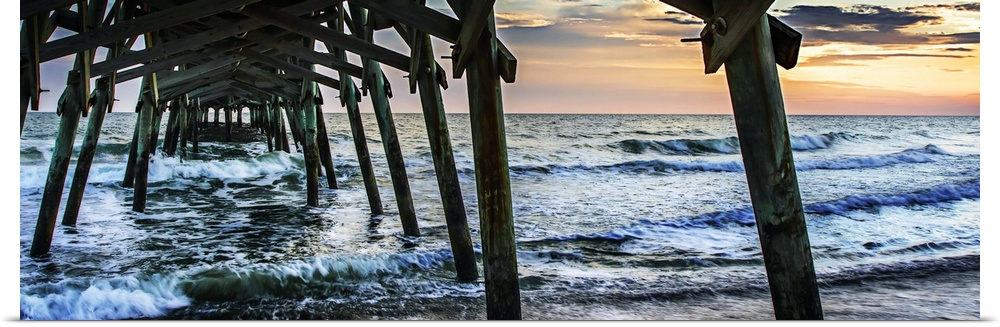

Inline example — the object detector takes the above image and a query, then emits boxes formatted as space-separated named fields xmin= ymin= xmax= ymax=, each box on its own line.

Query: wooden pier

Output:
xmin=21 ymin=0 xmax=822 ymax=320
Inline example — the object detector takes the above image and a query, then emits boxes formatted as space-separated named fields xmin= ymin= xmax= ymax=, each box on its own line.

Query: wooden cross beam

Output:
xmin=21 ymin=0 xmax=77 ymax=20
xmin=241 ymin=3 xmax=411 ymax=73
xmin=86 ymin=0 xmax=332 ymax=76
xmin=347 ymin=0 xmax=517 ymax=81
xmin=36 ymin=0 xmax=263 ymax=63
xmin=660 ymin=0 xmax=801 ymax=72
xmin=237 ymin=48 xmax=341 ymax=90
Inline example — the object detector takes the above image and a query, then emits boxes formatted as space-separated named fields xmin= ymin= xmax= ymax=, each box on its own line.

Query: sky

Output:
xmin=25 ymin=0 xmax=981 ymax=116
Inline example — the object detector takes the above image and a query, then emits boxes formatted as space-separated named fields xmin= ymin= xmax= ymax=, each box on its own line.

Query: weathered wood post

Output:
xmin=236 ymin=106 xmax=243 ymax=127
xmin=351 ymin=5 xmax=418 ymax=235
xmin=460 ymin=9 xmax=522 ymax=319
xmin=284 ymin=102 xmax=303 ymax=151
xmin=214 ymin=107 xmax=221 ymax=127
xmin=721 ymin=13 xmax=823 ymax=320
xmin=325 ymin=11 xmax=382 ymax=213
xmin=342 ymin=78 xmax=383 ymax=215
xmin=163 ymin=100 xmax=180 ymax=156
xmin=411 ymin=29 xmax=478 ymax=281
xmin=20 ymin=14 xmax=42 ymax=134
xmin=301 ymin=82 xmax=321 ymax=206
xmin=192 ymin=98 xmax=201 ymax=153
xmin=122 ymin=116 xmax=140 ymax=187
xmin=132 ymin=89 xmax=157 ymax=213
xmin=29 ymin=69 xmax=88 ymax=257
xmin=62 ymin=77 xmax=111 ymax=227
xmin=264 ymin=102 xmax=275 ymax=152
xmin=147 ymin=98 xmax=164 ymax=156
xmin=314 ymin=99 xmax=339 ymax=189
xmin=178 ymin=95 xmax=189 ymax=159
xmin=224 ymin=101 xmax=233 ymax=142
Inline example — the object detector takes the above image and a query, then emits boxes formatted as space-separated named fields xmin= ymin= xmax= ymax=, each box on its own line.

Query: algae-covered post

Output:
xmin=63 ymin=76 xmax=111 ymax=227
xmin=407 ymin=26 xmax=478 ymax=282
xmin=456 ymin=3 xmax=523 ymax=319
xmin=720 ymin=13 xmax=823 ymax=320
xmin=660 ymin=0 xmax=823 ymax=319
xmin=348 ymin=3 xmax=418 ymax=235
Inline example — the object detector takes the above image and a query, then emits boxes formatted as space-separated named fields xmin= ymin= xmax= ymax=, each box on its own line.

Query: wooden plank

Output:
xmin=721 ymin=12 xmax=823 ymax=320
xmin=242 ymin=4 xmax=412 ymax=72
xmin=21 ymin=0 xmax=76 ymax=20
xmin=497 ymin=41 xmax=516 ymax=83
xmin=768 ymin=15 xmax=801 ymax=70
xmin=414 ymin=29 xmax=479 ymax=282
xmin=465 ymin=15 xmax=521 ymax=320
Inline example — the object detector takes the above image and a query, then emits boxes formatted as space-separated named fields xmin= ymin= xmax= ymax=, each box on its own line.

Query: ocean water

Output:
xmin=18 ymin=113 xmax=980 ymax=320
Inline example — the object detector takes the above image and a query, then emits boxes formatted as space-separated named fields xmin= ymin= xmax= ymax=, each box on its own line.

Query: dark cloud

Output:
xmin=774 ymin=4 xmax=978 ymax=45
xmin=775 ymin=5 xmax=939 ymax=33
xmin=802 ymin=53 xmax=969 ymax=66
xmin=907 ymin=3 xmax=980 ymax=12
xmin=644 ymin=11 xmax=702 ymax=25
xmin=944 ymin=47 xmax=974 ymax=52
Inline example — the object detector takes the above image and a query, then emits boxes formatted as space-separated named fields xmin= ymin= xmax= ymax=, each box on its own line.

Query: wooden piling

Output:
xmin=315 ymin=101 xmax=338 ymax=189
xmin=122 ymin=115 xmax=140 ymax=187
xmin=264 ymin=102 xmax=274 ymax=152
xmin=343 ymin=78 xmax=384 ymax=215
xmin=29 ymin=70 xmax=87 ymax=257
xmin=147 ymin=100 xmax=164 ymax=156
xmin=368 ymin=63 xmax=419 ymax=236
xmin=62 ymin=77 xmax=111 ymax=227
xmin=132 ymin=91 xmax=156 ymax=213
xmin=178 ymin=95 xmax=189 ymax=159
xmin=414 ymin=31 xmax=478 ymax=282
xmin=723 ymin=14 xmax=823 ymax=320
xmin=464 ymin=13 xmax=522 ymax=319
xmin=224 ymin=105 xmax=233 ymax=142
xmin=163 ymin=100 xmax=180 ymax=156
xmin=214 ymin=107 xmax=221 ymax=127
xmin=192 ymin=98 xmax=201 ymax=154
xmin=302 ymin=83 xmax=321 ymax=206
xmin=236 ymin=106 xmax=243 ymax=127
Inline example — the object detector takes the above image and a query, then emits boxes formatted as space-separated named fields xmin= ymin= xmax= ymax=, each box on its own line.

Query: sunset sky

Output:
xmin=31 ymin=0 xmax=981 ymax=116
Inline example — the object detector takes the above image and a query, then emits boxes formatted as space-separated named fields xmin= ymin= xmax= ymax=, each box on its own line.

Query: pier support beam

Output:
xmin=62 ymin=77 xmax=111 ymax=227
xmin=178 ymin=95 xmax=189 ymax=159
xmin=343 ymin=79 xmax=383 ymax=215
xmin=723 ymin=14 xmax=823 ymax=320
xmin=464 ymin=13 xmax=521 ymax=319
xmin=132 ymin=90 xmax=156 ymax=213
xmin=368 ymin=63 xmax=419 ymax=236
xmin=315 ymin=101 xmax=338 ymax=189
xmin=302 ymin=83 xmax=321 ymax=206
xmin=192 ymin=99 xmax=201 ymax=153
xmin=414 ymin=31 xmax=478 ymax=282
xmin=163 ymin=100 xmax=180 ymax=156
xmin=29 ymin=70 xmax=87 ymax=257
